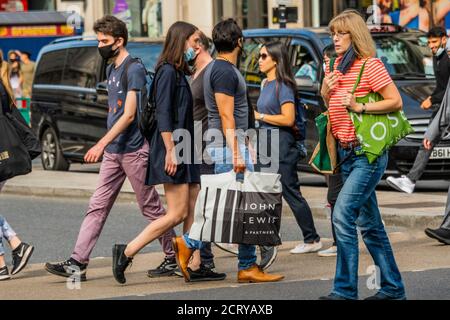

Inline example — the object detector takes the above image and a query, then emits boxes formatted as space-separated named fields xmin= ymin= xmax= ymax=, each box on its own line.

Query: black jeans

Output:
xmin=198 ymin=163 xmax=215 ymax=268
xmin=257 ymin=128 xmax=320 ymax=244
xmin=326 ymin=173 xmax=344 ymax=246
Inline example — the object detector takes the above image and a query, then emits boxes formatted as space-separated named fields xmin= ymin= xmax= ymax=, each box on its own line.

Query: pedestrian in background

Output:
xmin=17 ymin=51 xmax=35 ymax=99
xmin=45 ymin=15 xmax=176 ymax=282
xmin=319 ymin=10 xmax=406 ymax=300
xmin=9 ymin=59 xmax=23 ymax=99
xmin=318 ymin=44 xmax=342 ymax=258
xmin=386 ymin=26 xmax=450 ymax=194
xmin=0 ymin=52 xmax=34 ymax=281
xmin=183 ymin=30 xmax=227 ymax=282
xmin=112 ymin=21 xmax=201 ymax=284
xmin=255 ymin=41 xmax=322 ymax=267
xmin=172 ymin=19 xmax=284 ymax=284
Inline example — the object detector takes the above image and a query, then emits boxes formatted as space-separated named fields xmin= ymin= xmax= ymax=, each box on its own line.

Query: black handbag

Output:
xmin=6 ymin=106 xmax=41 ymax=160
xmin=0 ymin=110 xmax=32 ymax=181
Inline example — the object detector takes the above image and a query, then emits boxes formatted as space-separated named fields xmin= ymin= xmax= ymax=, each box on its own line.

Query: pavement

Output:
xmin=1 ymin=164 xmax=450 ymax=300
xmin=2 ymin=163 xmax=449 ymax=230
xmin=1 ymin=230 xmax=449 ymax=300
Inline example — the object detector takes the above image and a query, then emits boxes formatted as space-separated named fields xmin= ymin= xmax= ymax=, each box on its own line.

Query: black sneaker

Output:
xmin=45 ymin=258 xmax=87 ymax=281
xmin=364 ymin=292 xmax=406 ymax=300
xmin=0 ymin=266 xmax=11 ymax=281
xmin=188 ymin=264 xmax=227 ymax=282
xmin=425 ymin=228 xmax=450 ymax=245
xmin=11 ymin=242 xmax=34 ymax=275
xmin=318 ymin=293 xmax=350 ymax=300
xmin=259 ymin=246 xmax=278 ymax=270
xmin=112 ymin=244 xmax=133 ymax=284
xmin=147 ymin=256 xmax=178 ymax=278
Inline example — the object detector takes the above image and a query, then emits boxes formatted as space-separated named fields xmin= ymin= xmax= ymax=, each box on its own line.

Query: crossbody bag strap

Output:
xmin=351 ymin=59 xmax=369 ymax=95
xmin=329 ymin=57 xmax=336 ymax=73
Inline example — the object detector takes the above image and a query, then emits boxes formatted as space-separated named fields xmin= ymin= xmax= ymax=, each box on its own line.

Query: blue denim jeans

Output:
xmin=184 ymin=145 xmax=257 ymax=271
xmin=0 ymin=215 xmax=17 ymax=256
xmin=331 ymin=146 xmax=406 ymax=300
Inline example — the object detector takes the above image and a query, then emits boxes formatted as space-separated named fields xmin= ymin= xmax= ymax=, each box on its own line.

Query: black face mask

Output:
xmin=98 ymin=41 xmax=120 ymax=60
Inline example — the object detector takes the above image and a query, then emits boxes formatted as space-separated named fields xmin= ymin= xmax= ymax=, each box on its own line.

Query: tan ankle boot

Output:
xmin=237 ymin=264 xmax=284 ymax=283
xmin=172 ymin=236 xmax=193 ymax=282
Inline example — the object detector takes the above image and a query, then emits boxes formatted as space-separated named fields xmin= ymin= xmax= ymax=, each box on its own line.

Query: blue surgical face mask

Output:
xmin=436 ymin=47 xmax=445 ymax=57
xmin=184 ymin=47 xmax=197 ymax=62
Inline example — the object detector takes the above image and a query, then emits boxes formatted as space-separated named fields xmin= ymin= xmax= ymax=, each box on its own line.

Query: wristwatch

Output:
xmin=361 ymin=103 xmax=367 ymax=114
xmin=259 ymin=113 xmax=266 ymax=121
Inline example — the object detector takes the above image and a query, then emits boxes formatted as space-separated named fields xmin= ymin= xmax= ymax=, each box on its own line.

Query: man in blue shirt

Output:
xmin=45 ymin=16 xmax=177 ymax=281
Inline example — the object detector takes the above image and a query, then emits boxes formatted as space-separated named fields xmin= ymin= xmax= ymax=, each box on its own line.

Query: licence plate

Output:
xmin=431 ymin=147 xmax=450 ymax=159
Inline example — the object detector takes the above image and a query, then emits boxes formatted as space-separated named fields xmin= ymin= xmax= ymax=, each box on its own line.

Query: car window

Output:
xmin=239 ymin=37 xmax=289 ymax=86
xmin=127 ymin=43 xmax=163 ymax=73
xmin=374 ymin=35 xmax=434 ymax=79
xmin=62 ymin=47 xmax=101 ymax=88
xmin=291 ymin=41 xmax=318 ymax=83
xmin=321 ymin=33 xmax=434 ymax=79
xmin=34 ymin=49 xmax=66 ymax=85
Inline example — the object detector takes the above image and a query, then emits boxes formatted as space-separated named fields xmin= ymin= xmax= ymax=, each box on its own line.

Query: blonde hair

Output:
xmin=329 ymin=9 xmax=376 ymax=58
xmin=0 ymin=50 xmax=14 ymax=100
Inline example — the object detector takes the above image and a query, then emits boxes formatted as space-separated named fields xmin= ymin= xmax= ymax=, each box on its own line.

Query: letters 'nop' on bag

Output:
xmin=189 ymin=171 xmax=283 ymax=246
xmin=349 ymin=59 xmax=414 ymax=163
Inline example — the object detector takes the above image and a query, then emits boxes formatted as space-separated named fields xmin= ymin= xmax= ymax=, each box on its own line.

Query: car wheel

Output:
xmin=41 ymin=127 xmax=70 ymax=171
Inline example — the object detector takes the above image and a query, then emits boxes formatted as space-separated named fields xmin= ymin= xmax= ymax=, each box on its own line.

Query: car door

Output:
xmin=60 ymin=46 xmax=105 ymax=159
xmin=289 ymin=38 xmax=325 ymax=170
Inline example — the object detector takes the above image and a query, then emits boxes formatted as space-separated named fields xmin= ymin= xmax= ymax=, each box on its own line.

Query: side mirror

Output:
xmin=95 ymin=81 xmax=108 ymax=95
xmin=296 ymin=76 xmax=319 ymax=91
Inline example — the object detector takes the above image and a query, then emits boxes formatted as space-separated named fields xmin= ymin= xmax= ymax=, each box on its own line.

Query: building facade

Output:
xmin=2 ymin=0 xmax=450 ymax=37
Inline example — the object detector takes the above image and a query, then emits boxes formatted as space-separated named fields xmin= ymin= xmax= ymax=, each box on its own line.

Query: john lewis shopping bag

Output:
xmin=189 ymin=171 xmax=283 ymax=246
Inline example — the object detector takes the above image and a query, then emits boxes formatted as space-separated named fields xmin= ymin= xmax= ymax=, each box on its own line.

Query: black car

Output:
xmin=241 ymin=25 xmax=448 ymax=179
xmin=31 ymin=36 xmax=163 ymax=170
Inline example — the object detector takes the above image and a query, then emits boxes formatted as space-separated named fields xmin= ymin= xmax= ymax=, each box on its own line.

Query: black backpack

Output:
xmin=263 ymin=79 xmax=307 ymax=141
xmin=138 ymin=62 xmax=180 ymax=140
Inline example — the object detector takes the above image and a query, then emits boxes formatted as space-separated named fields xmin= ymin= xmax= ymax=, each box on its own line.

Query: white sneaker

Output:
xmin=386 ymin=175 xmax=415 ymax=194
xmin=318 ymin=246 xmax=337 ymax=257
xmin=290 ymin=241 xmax=323 ymax=254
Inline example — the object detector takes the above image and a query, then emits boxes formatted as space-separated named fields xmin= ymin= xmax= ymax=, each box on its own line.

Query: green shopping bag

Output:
xmin=309 ymin=112 xmax=337 ymax=174
xmin=349 ymin=60 xmax=414 ymax=163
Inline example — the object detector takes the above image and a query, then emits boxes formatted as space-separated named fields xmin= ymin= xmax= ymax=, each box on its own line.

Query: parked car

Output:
xmin=241 ymin=25 xmax=448 ymax=179
xmin=31 ymin=36 xmax=163 ymax=170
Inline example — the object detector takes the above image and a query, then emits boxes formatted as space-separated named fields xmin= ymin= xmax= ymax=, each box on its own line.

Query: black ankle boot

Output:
xmin=112 ymin=244 xmax=133 ymax=284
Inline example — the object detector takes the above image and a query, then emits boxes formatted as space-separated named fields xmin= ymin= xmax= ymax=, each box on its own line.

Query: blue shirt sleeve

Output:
xmin=126 ymin=63 xmax=147 ymax=92
xmin=211 ymin=64 xmax=238 ymax=97
xmin=277 ymin=82 xmax=295 ymax=106
xmin=155 ymin=64 xmax=177 ymax=132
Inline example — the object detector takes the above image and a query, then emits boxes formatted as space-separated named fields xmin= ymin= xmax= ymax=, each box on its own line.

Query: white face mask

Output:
xmin=436 ymin=47 xmax=445 ymax=57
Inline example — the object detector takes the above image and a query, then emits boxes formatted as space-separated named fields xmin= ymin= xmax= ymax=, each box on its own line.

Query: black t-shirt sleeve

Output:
xmin=211 ymin=63 xmax=238 ymax=97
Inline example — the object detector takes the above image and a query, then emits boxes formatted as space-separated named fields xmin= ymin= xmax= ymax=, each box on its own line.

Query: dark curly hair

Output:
xmin=93 ymin=15 xmax=128 ymax=47
xmin=212 ymin=18 xmax=243 ymax=53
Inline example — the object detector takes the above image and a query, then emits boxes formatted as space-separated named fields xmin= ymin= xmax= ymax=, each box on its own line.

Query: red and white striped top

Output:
xmin=325 ymin=56 xmax=393 ymax=142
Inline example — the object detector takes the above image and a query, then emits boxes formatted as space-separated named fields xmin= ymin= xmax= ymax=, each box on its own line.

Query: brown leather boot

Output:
xmin=172 ymin=236 xmax=193 ymax=282
xmin=237 ymin=264 xmax=284 ymax=283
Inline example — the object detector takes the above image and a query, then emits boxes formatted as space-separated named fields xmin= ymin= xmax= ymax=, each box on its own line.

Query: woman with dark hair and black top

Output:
xmin=255 ymin=42 xmax=322 ymax=260
xmin=112 ymin=21 xmax=202 ymax=284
